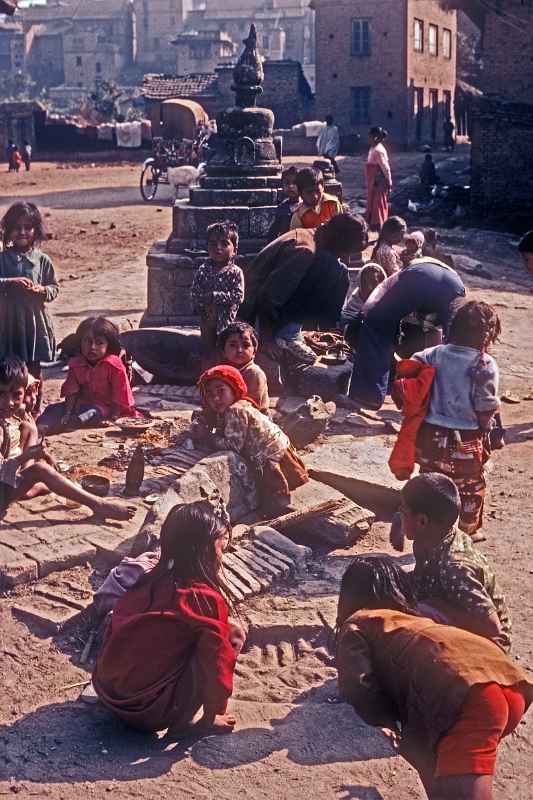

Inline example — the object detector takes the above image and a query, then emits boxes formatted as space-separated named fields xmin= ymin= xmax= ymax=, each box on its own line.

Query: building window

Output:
xmin=414 ymin=19 xmax=424 ymax=52
xmin=443 ymin=28 xmax=452 ymax=59
xmin=153 ymin=37 xmax=160 ymax=48
xmin=429 ymin=24 xmax=438 ymax=56
xmin=76 ymin=55 xmax=82 ymax=66
xmin=96 ymin=61 xmax=102 ymax=74
xmin=352 ymin=19 xmax=370 ymax=56
xmin=262 ymin=34 xmax=269 ymax=49
xmin=351 ymin=86 xmax=371 ymax=123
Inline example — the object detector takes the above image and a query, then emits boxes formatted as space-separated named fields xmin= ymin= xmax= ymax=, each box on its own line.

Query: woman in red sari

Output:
xmin=92 ymin=501 xmax=244 ymax=736
xmin=366 ymin=126 xmax=392 ymax=232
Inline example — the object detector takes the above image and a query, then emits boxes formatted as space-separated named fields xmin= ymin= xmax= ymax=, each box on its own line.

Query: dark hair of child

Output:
xmin=369 ymin=126 xmax=388 ymax=142
xmin=325 ymin=114 xmax=334 ymax=125
xmin=206 ymin=221 xmax=239 ymax=250
xmin=0 ymin=355 xmax=28 ymax=390
xmin=402 ymin=473 xmax=461 ymax=529
xmin=75 ymin=317 xmax=122 ymax=357
xmin=424 ymin=153 xmax=433 ymax=162
xmin=281 ymin=166 xmax=298 ymax=185
xmin=518 ymin=230 xmax=533 ymax=254
xmin=371 ymin=215 xmax=406 ymax=259
xmin=447 ymin=299 xmax=501 ymax=351
xmin=217 ymin=321 xmax=259 ymax=352
xmin=315 ymin=212 xmax=368 ymax=257
xmin=337 ymin=554 xmax=417 ymax=627
xmin=135 ymin=501 xmax=233 ymax=608
xmin=1 ymin=201 xmax=46 ymax=248
xmin=295 ymin=166 xmax=324 ymax=194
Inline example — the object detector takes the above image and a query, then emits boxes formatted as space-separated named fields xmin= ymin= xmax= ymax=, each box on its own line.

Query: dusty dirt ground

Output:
xmin=1 ymin=151 xmax=533 ymax=799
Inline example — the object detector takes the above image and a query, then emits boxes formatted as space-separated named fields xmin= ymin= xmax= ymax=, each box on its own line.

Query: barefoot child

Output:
xmin=190 ymin=221 xmax=245 ymax=358
xmin=400 ymin=473 xmax=511 ymax=652
xmin=336 ymin=554 xmax=532 ymax=800
xmin=0 ymin=202 xmax=59 ymax=413
xmin=412 ymin=300 xmax=501 ymax=540
xmin=217 ymin=321 xmax=269 ymax=414
xmin=0 ymin=357 xmax=135 ymax=521
xmin=38 ymin=316 xmax=140 ymax=433
xmin=193 ymin=365 xmax=308 ymax=516
xmin=93 ymin=501 xmax=244 ymax=735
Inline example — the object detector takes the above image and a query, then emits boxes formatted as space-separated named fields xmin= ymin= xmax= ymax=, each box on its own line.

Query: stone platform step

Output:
xmin=10 ymin=533 xmax=305 ymax=636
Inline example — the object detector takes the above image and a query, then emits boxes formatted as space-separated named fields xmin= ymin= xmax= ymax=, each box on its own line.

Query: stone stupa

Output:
xmin=142 ymin=24 xmax=282 ymax=329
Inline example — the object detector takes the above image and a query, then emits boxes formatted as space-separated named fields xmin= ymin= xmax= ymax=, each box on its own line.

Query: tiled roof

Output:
xmin=21 ymin=0 xmax=129 ymax=22
xmin=142 ymin=73 xmax=219 ymax=101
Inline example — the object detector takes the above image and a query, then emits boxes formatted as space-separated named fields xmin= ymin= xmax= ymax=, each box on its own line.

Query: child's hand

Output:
xmin=28 ymin=284 xmax=46 ymax=296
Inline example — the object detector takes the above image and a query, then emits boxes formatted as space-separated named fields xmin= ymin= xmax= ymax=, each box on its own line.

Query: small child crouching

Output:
xmin=38 ymin=316 xmax=140 ymax=433
xmin=192 ymin=365 xmax=308 ymax=516
xmin=190 ymin=221 xmax=245 ymax=360
xmin=217 ymin=321 xmax=269 ymax=414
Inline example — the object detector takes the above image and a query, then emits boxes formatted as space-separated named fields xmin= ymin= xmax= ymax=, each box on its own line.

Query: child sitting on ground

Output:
xmin=190 ymin=221 xmax=245 ymax=358
xmin=192 ymin=365 xmax=308 ymax=516
xmin=400 ymin=230 xmax=425 ymax=267
xmin=411 ymin=300 xmax=501 ymax=542
xmin=0 ymin=356 xmax=135 ymax=520
xmin=217 ymin=321 xmax=269 ymax=414
xmin=93 ymin=500 xmax=244 ymax=736
xmin=290 ymin=167 xmax=342 ymax=230
xmin=397 ymin=472 xmax=511 ymax=652
xmin=267 ymin=166 xmax=300 ymax=242
xmin=371 ymin=216 xmax=407 ymax=275
xmin=336 ymin=554 xmax=532 ymax=800
xmin=38 ymin=316 xmax=140 ymax=433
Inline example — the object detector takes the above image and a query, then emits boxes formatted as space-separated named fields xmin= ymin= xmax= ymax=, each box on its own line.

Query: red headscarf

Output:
xmin=198 ymin=365 xmax=255 ymax=407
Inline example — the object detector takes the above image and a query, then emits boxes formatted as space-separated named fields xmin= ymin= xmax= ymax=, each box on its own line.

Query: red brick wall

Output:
xmin=406 ymin=0 xmax=457 ymax=145
xmin=314 ymin=0 xmax=457 ymax=146
xmin=315 ymin=0 xmax=407 ymax=142
xmin=480 ymin=2 xmax=533 ymax=103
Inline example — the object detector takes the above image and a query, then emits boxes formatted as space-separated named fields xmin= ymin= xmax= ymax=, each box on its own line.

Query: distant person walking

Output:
xmin=22 ymin=140 xmax=32 ymax=172
xmin=5 ymin=140 xmax=16 ymax=172
xmin=366 ymin=126 xmax=392 ymax=232
xmin=10 ymin=146 xmax=23 ymax=173
xmin=317 ymin=114 xmax=341 ymax=176
xmin=443 ymin=116 xmax=455 ymax=152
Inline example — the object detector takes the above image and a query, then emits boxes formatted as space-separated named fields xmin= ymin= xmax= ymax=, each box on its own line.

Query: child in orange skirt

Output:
xmin=192 ymin=365 xmax=308 ymax=516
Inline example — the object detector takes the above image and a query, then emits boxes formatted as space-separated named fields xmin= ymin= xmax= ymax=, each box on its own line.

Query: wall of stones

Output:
xmin=470 ymin=96 xmax=533 ymax=213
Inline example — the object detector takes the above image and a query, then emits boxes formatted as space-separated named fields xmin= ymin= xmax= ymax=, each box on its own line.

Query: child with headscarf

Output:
xmin=192 ymin=365 xmax=308 ymax=516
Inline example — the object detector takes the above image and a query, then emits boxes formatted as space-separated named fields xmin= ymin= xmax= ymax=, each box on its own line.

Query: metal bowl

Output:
xmin=80 ymin=474 xmax=110 ymax=497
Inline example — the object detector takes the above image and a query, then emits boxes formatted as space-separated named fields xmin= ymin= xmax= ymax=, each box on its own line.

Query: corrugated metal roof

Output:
xmin=142 ymin=72 xmax=219 ymax=101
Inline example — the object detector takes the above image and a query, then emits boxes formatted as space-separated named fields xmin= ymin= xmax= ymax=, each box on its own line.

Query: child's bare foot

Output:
xmin=94 ymin=499 xmax=136 ymax=521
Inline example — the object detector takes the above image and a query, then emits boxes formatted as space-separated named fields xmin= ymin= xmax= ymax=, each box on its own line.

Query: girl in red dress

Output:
xmin=93 ymin=500 xmax=245 ymax=735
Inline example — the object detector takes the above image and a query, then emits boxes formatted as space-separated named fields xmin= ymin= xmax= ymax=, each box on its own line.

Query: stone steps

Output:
xmin=9 ymin=533 xmax=304 ymax=636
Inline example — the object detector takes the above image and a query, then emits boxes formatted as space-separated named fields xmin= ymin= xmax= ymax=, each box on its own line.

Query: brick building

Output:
xmin=134 ymin=0 xmax=192 ymax=72
xmin=444 ymin=0 xmax=533 ymax=214
xmin=172 ymin=30 xmax=237 ymax=76
xmin=0 ymin=18 xmax=24 ymax=74
xmin=143 ymin=59 xmax=315 ymax=131
xmin=185 ymin=0 xmax=315 ymax=65
xmin=314 ymin=0 xmax=457 ymax=146
xmin=20 ymin=0 xmax=136 ymax=88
